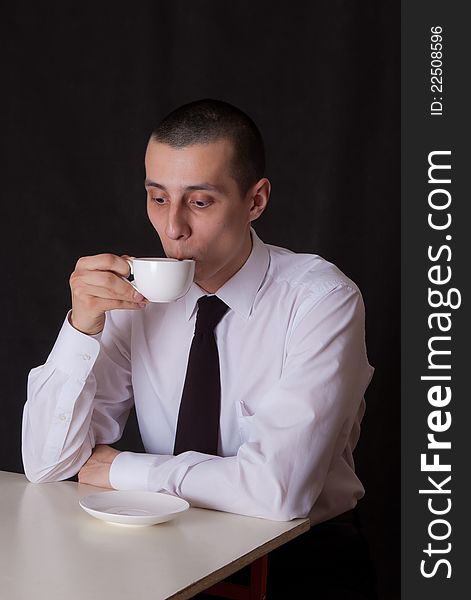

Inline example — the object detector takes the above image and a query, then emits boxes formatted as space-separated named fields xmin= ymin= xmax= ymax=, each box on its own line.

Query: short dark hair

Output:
xmin=151 ymin=99 xmax=265 ymax=196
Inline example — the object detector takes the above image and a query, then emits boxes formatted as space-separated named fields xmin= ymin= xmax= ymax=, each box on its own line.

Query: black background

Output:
xmin=1 ymin=2 xmax=399 ymax=599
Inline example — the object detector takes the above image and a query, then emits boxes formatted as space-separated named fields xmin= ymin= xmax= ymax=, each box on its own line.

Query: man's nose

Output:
xmin=165 ymin=204 xmax=191 ymax=240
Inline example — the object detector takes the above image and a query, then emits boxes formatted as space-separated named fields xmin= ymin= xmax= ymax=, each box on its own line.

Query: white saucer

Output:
xmin=79 ymin=490 xmax=190 ymax=526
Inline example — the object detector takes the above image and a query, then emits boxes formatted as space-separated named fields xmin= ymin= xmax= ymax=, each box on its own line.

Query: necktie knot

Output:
xmin=195 ymin=296 xmax=229 ymax=334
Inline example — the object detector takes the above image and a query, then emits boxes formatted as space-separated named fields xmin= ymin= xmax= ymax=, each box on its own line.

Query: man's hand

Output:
xmin=78 ymin=444 xmax=122 ymax=488
xmin=69 ymin=253 xmax=148 ymax=335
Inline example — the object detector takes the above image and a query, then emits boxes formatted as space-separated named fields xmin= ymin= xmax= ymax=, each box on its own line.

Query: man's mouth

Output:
xmin=170 ymin=255 xmax=196 ymax=261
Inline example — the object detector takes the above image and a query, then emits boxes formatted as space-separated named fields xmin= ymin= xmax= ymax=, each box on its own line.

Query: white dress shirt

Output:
xmin=22 ymin=228 xmax=374 ymax=523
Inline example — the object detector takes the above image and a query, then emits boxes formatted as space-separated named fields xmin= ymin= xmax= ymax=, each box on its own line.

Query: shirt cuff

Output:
xmin=109 ymin=451 xmax=174 ymax=491
xmin=47 ymin=311 xmax=101 ymax=380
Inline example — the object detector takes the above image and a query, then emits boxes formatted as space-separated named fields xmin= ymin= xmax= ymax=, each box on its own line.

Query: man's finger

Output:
xmin=71 ymin=271 xmax=145 ymax=302
xmin=72 ymin=294 xmax=148 ymax=312
xmin=75 ymin=253 xmax=131 ymax=277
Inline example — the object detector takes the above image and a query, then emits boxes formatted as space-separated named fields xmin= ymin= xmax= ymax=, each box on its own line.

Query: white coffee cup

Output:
xmin=125 ymin=258 xmax=195 ymax=303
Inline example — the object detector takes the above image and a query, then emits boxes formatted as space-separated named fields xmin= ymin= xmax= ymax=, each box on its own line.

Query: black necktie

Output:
xmin=173 ymin=295 xmax=229 ymax=455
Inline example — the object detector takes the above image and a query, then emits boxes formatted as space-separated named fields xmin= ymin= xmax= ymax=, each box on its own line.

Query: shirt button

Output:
xmin=58 ymin=413 xmax=68 ymax=422
xmin=81 ymin=353 xmax=91 ymax=361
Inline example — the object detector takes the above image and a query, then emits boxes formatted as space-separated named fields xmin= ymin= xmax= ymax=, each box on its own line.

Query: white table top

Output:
xmin=0 ymin=471 xmax=310 ymax=600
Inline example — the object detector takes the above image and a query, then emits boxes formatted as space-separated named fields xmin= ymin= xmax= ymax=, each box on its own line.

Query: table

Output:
xmin=0 ymin=471 xmax=310 ymax=600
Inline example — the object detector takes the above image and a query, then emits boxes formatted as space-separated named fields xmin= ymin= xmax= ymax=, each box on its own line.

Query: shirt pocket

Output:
xmin=236 ymin=400 xmax=256 ymax=443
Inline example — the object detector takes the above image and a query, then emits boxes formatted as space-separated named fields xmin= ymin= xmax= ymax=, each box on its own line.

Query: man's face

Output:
xmin=144 ymin=138 xmax=264 ymax=292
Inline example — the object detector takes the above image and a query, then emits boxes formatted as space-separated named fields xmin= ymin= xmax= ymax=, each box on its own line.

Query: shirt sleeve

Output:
xmin=109 ymin=284 xmax=374 ymax=521
xmin=22 ymin=310 xmax=134 ymax=483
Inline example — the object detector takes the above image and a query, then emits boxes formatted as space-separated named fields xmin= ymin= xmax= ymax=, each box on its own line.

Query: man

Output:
xmin=22 ymin=99 xmax=376 ymax=597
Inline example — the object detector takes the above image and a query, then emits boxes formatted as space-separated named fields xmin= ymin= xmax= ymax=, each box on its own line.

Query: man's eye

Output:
xmin=192 ymin=199 xmax=211 ymax=208
xmin=151 ymin=197 xmax=166 ymax=205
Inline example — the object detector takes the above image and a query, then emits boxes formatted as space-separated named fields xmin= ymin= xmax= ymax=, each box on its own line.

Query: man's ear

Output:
xmin=248 ymin=178 xmax=271 ymax=222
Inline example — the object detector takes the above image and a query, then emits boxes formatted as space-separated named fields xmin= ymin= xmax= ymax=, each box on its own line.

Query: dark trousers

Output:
xmin=265 ymin=509 xmax=378 ymax=599
xmin=196 ymin=509 xmax=378 ymax=600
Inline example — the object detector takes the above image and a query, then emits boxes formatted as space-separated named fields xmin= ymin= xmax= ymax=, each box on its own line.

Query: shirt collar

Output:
xmin=184 ymin=227 xmax=270 ymax=321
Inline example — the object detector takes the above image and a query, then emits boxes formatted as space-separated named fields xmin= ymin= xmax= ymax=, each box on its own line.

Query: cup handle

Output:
xmin=122 ymin=259 xmax=139 ymax=291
